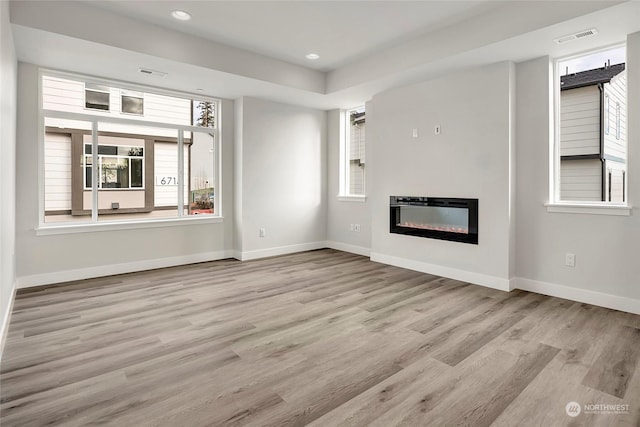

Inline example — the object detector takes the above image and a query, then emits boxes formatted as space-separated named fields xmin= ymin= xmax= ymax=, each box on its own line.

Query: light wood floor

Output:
xmin=1 ymin=249 xmax=639 ymax=426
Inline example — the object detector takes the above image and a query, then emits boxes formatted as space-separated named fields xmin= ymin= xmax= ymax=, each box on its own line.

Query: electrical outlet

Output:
xmin=434 ymin=125 xmax=441 ymax=135
xmin=259 ymin=228 xmax=266 ymax=238
xmin=349 ymin=224 xmax=354 ymax=231
xmin=412 ymin=128 xmax=418 ymax=138
xmin=354 ymin=224 xmax=361 ymax=232
xmin=565 ymin=253 xmax=575 ymax=267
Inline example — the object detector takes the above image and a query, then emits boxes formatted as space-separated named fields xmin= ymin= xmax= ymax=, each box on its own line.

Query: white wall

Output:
xmin=514 ymin=32 xmax=640 ymax=310
xmin=368 ymin=62 xmax=516 ymax=290
xmin=326 ymin=109 xmax=371 ymax=255
xmin=234 ymin=97 xmax=327 ymax=259
xmin=0 ymin=0 xmax=18 ymax=350
xmin=15 ymin=63 xmax=235 ymax=286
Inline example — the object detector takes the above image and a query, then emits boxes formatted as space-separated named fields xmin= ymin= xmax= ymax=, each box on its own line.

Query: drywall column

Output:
xmin=368 ymin=61 xmax=516 ymax=290
xmin=234 ymin=97 xmax=327 ymax=260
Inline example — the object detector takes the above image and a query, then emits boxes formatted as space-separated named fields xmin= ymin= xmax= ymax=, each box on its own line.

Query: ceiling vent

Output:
xmin=554 ymin=28 xmax=598 ymax=44
xmin=138 ymin=68 xmax=167 ymax=77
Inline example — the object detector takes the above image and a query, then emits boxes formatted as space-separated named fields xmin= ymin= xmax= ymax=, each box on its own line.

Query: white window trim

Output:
xmin=35 ymin=216 xmax=225 ymax=236
xmin=338 ymin=106 xmax=366 ymax=200
xmin=337 ymin=195 xmax=367 ymax=203
xmin=39 ymin=69 xmax=223 ymax=231
xmin=545 ymin=202 xmax=631 ymax=216
xmin=551 ymin=45 xmax=629 ymax=214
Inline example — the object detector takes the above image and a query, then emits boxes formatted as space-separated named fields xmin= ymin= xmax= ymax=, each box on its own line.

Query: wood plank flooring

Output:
xmin=1 ymin=249 xmax=639 ymax=426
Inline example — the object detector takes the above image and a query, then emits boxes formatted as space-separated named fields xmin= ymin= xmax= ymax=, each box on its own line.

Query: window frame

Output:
xmin=338 ymin=106 xmax=366 ymax=201
xmin=39 ymin=69 xmax=223 ymax=231
xmin=550 ymin=45 xmax=631 ymax=214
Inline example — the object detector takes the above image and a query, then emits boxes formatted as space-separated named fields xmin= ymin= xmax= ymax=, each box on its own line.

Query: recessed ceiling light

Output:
xmin=305 ymin=53 xmax=320 ymax=60
xmin=171 ymin=10 xmax=191 ymax=21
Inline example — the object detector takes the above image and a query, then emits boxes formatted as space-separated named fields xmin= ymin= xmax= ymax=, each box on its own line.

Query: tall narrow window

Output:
xmin=555 ymin=45 xmax=626 ymax=204
xmin=341 ymin=106 xmax=366 ymax=198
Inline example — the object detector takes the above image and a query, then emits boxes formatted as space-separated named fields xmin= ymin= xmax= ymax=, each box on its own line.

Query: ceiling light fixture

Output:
xmin=171 ymin=10 xmax=192 ymax=21
xmin=305 ymin=53 xmax=320 ymax=60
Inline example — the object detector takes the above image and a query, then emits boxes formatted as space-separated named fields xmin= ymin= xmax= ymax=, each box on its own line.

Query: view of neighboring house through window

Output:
xmin=42 ymin=73 xmax=220 ymax=225
xmin=342 ymin=106 xmax=366 ymax=197
xmin=556 ymin=45 xmax=626 ymax=203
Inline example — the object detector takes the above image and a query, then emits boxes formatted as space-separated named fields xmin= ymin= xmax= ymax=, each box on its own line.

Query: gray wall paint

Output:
xmin=515 ymin=32 xmax=640 ymax=301
xmin=15 ymin=63 xmax=235 ymax=280
xmin=235 ymin=97 xmax=327 ymax=255
xmin=1 ymin=0 xmax=18 ymax=345
xmin=326 ymin=109 xmax=371 ymax=250
xmin=368 ymin=62 xmax=516 ymax=286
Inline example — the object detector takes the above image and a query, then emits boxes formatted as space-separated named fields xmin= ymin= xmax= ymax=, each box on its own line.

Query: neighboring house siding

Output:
xmin=42 ymin=76 xmax=191 ymax=128
xmin=154 ymin=143 xmax=189 ymax=207
xmin=560 ymin=159 xmax=601 ymax=201
xmin=603 ymin=70 xmax=627 ymax=161
xmin=44 ymin=133 xmax=72 ymax=211
xmin=560 ymin=85 xmax=600 ymax=156
xmin=605 ymin=159 xmax=625 ymax=203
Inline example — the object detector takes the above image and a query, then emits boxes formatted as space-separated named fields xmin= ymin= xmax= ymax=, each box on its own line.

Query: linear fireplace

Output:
xmin=390 ymin=196 xmax=478 ymax=244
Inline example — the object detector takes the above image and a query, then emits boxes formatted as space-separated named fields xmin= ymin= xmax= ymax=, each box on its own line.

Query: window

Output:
xmin=85 ymin=84 xmax=110 ymax=111
xmin=84 ymin=143 xmax=144 ymax=190
xmin=605 ymin=94 xmax=610 ymax=135
xmin=41 ymin=72 xmax=220 ymax=226
xmin=554 ymin=45 xmax=627 ymax=205
xmin=340 ymin=106 xmax=366 ymax=198
xmin=616 ymin=102 xmax=621 ymax=140
xmin=121 ymin=91 xmax=144 ymax=115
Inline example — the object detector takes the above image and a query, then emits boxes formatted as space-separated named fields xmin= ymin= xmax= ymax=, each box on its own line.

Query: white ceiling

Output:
xmin=9 ymin=1 xmax=640 ymax=109
xmin=86 ymin=1 xmax=499 ymax=71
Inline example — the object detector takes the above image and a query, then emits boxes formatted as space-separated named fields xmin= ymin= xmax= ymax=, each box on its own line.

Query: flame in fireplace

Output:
xmin=398 ymin=222 xmax=468 ymax=234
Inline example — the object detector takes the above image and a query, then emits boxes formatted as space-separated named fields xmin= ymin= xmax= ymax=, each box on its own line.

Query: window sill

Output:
xmin=337 ymin=195 xmax=367 ymax=203
xmin=545 ymin=202 xmax=632 ymax=216
xmin=36 ymin=216 xmax=224 ymax=236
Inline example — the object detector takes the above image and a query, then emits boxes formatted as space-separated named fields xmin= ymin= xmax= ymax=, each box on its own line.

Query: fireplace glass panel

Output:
xmin=396 ymin=205 xmax=469 ymax=234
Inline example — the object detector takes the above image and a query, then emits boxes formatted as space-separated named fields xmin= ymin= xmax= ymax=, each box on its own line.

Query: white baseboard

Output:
xmin=512 ymin=277 xmax=640 ymax=315
xmin=370 ymin=252 xmax=511 ymax=292
xmin=15 ymin=250 xmax=234 ymax=289
xmin=237 ymin=241 xmax=327 ymax=261
xmin=326 ymin=241 xmax=371 ymax=257
xmin=0 ymin=283 xmax=16 ymax=360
